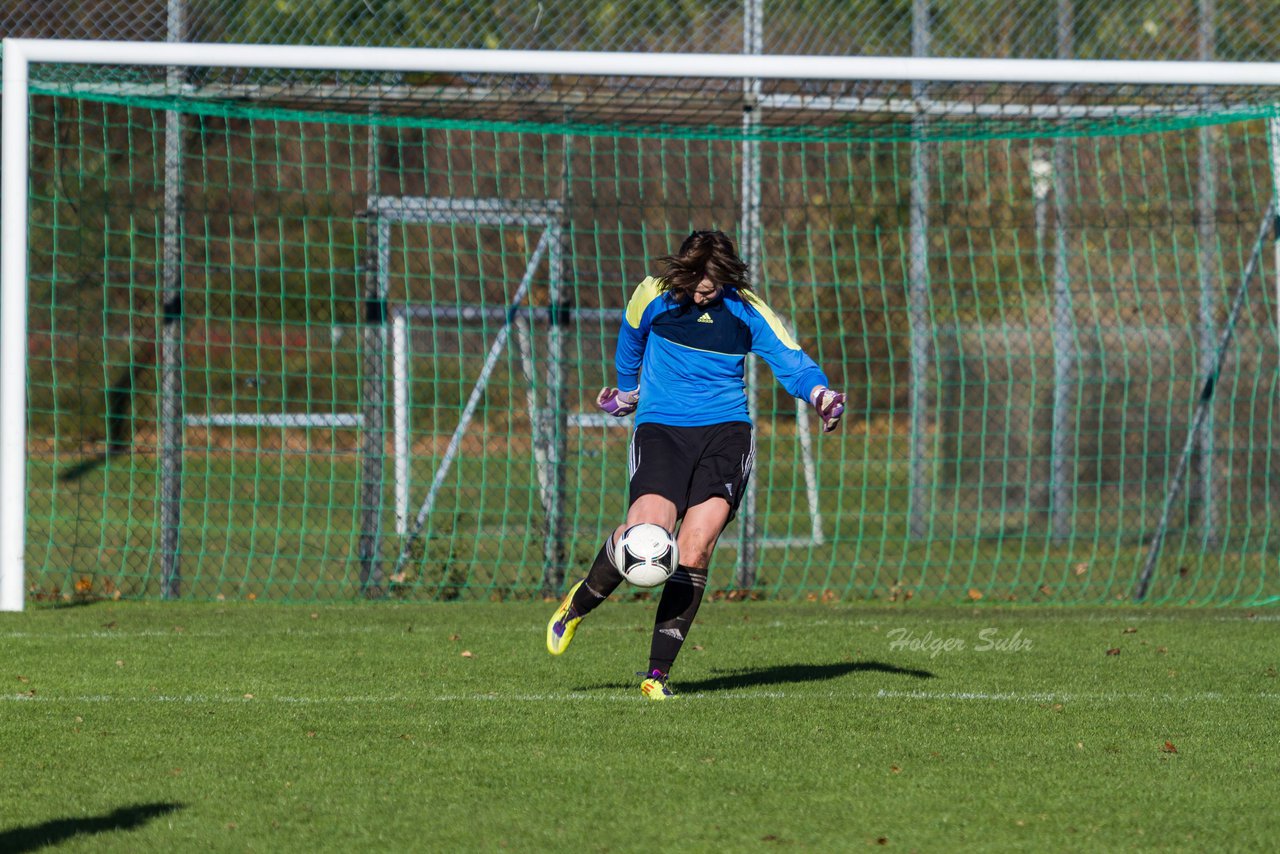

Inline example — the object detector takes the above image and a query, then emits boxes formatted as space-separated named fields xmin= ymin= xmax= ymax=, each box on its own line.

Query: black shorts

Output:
xmin=628 ymin=422 xmax=755 ymax=521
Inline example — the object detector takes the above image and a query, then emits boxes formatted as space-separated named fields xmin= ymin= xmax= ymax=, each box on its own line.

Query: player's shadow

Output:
xmin=580 ymin=660 xmax=933 ymax=693
xmin=0 ymin=802 xmax=183 ymax=853
xmin=678 ymin=660 xmax=935 ymax=692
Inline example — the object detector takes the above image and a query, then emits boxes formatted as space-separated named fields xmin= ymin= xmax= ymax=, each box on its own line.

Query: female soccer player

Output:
xmin=545 ymin=230 xmax=845 ymax=700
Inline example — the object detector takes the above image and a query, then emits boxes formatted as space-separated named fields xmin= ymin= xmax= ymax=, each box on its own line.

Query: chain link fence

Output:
xmin=7 ymin=4 xmax=1280 ymax=606
xmin=1 ymin=1 xmax=1274 ymax=61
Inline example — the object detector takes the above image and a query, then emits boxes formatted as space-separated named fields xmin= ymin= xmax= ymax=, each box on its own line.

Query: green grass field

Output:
xmin=26 ymin=443 xmax=1280 ymax=606
xmin=3 ymin=601 xmax=1278 ymax=852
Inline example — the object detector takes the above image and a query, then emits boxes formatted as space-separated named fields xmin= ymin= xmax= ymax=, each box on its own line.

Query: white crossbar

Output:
xmin=7 ymin=39 xmax=1280 ymax=86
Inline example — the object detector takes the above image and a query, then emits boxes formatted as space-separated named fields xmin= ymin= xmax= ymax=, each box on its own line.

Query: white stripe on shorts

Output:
xmin=629 ymin=431 xmax=641 ymax=479
xmin=741 ymin=432 xmax=756 ymax=482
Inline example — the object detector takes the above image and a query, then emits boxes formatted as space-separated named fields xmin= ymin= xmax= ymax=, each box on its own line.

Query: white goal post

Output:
xmin=6 ymin=39 xmax=1280 ymax=610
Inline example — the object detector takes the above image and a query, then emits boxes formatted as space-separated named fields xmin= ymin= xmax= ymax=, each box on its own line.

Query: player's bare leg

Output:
xmin=621 ymin=493 xmax=677 ymax=537
xmin=672 ymin=497 xmax=731 ymax=568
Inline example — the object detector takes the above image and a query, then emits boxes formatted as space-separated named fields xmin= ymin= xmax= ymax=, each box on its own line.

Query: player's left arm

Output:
xmin=742 ymin=293 xmax=846 ymax=432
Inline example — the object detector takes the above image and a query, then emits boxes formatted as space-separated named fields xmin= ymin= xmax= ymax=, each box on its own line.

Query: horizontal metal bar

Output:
xmin=367 ymin=195 xmax=562 ymax=226
xmin=758 ymin=538 xmax=825 ymax=549
xmin=10 ymin=39 xmax=1280 ymax=87
xmin=758 ymin=94 xmax=1202 ymax=118
xmin=395 ymin=304 xmax=616 ymax=323
xmin=565 ymin=412 xmax=632 ymax=429
xmin=185 ymin=413 xmax=363 ymax=427
xmin=44 ymin=81 xmax=1198 ymax=120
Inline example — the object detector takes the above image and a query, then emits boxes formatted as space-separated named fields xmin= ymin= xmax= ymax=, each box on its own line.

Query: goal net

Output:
xmin=5 ymin=41 xmax=1280 ymax=608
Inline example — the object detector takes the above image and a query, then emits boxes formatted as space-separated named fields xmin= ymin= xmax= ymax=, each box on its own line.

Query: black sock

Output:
xmin=567 ymin=537 xmax=623 ymax=619
xmin=647 ymin=564 xmax=707 ymax=677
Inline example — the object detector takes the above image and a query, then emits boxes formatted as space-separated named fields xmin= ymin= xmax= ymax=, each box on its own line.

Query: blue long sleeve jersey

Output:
xmin=614 ymin=276 xmax=829 ymax=427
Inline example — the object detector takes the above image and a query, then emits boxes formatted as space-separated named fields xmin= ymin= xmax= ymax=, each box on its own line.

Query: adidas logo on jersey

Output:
xmin=697 ymin=314 xmax=714 ymax=324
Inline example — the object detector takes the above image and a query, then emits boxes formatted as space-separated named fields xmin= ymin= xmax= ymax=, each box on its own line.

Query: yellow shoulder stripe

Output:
xmin=742 ymin=291 xmax=801 ymax=350
xmin=625 ymin=276 xmax=664 ymax=329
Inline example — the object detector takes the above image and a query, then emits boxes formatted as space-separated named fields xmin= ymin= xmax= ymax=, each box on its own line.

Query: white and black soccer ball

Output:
xmin=613 ymin=523 xmax=679 ymax=588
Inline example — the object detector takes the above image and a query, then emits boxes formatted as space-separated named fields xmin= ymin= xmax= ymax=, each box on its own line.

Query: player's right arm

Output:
xmin=599 ymin=276 xmax=663 ymax=417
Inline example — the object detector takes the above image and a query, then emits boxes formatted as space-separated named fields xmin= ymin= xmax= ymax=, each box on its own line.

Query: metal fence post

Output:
xmin=1049 ymin=0 xmax=1075 ymax=541
xmin=358 ymin=123 xmax=387 ymax=595
xmin=159 ymin=0 xmax=186 ymax=599
xmin=1197 ymin=0 xmax=1220 ymax=546
xmin=735 ymin=0 xmax=764 ymax=588
xmin=907 ymin=0 xmax=932 ymax=542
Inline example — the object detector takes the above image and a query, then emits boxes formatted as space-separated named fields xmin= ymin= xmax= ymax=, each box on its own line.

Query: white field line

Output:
xmin=4 ymin=689 xmax=1279 ymax=705
xmin=1 ymin=612 xmax=1277 ymax=641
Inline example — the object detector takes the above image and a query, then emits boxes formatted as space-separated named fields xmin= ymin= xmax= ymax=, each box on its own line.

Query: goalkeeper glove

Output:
xmin=596 ymin=386 xmax=639 ymax=417
xmin=809 ymin=386 xmax=846 ymax=433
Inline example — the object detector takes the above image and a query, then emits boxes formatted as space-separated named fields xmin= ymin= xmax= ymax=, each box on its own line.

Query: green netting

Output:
xmin=20 ymin=86 xmax=1280 ymax=605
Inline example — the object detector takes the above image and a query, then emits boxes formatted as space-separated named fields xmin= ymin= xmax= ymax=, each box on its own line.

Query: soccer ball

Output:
xmin=613 ymin=523 xmax=679 ymax=588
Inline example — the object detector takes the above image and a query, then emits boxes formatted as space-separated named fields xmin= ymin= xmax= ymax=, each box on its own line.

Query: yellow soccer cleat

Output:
xmin=640 ymin=669 xmax=677 ymax=701
xmin=546 ymin=580 xmax=585 ymax=656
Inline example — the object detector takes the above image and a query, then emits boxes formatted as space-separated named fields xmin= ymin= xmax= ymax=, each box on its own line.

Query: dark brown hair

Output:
xmin=656 ymin=230 xmax=751 ymax=303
